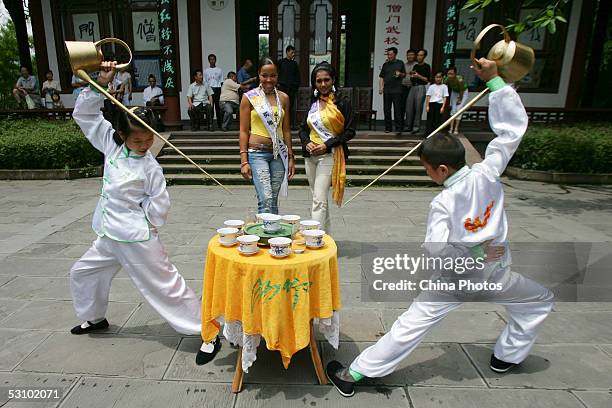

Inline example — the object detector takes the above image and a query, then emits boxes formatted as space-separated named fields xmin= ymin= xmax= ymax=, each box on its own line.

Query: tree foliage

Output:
xmin=0 ymin=21 xmax=21 ymax=108
xmin=462 ymin=0 xmax=569 ymax=34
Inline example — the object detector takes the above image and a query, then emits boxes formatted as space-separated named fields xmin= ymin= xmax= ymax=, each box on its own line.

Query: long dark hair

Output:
xmin=309 ymin=61 xmax=341 ymax=104
xmin=113 ymin=107 xmax=157 ymax=145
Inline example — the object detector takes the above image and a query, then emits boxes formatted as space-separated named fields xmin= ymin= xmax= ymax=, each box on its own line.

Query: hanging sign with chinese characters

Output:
xmin=158 ymin=0 xmax=178 ymax=96
xmin=132 ymin=11 xmax=160 ymax=51
xmin=372 ymin=0 xmax=410 ymax=119
xmin=457 ymin=9 xmax=483 ymax=50
xmin=439 ymin=0 xmax=459 ymax=70
xmin=518 ymin=9 xmax=546 ymax=51
xmin=73 ymin=13 xmax=100 ymax=42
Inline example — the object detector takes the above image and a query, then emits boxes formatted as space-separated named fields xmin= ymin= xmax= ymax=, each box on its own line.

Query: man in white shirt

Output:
xmin=219 ymin=71 xmax=244 ymax=131
xmin=187 ymin=69 xmax=214 ymax=131
xmin=204 ymin=54 xmax=223 ymax=129
xmin=13 ymin=66 xmax=41 ymax=108
xmin=41 ymin=70 xmax=62 ymax=109
xmin=143 ymin=74 xmax=165 ymax=130
xmin=143 ymin=74 xmax=164 ymax=106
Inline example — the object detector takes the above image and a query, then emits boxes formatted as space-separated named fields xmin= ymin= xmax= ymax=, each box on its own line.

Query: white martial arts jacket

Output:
xmin=73 ymin=87 xmax=170 ymax=242
xmin=424 ymin=84 xmax=528 ymax=269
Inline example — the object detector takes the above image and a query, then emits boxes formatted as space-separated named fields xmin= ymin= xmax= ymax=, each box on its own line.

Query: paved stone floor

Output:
xmin=0 ymin=179 xmax=611 ymax=407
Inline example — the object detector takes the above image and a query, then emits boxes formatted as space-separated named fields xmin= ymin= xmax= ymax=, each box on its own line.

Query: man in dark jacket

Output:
xmin=277 ymin=45 xmax=301 ymax=129
xmin=379 ymin=47 xmax=406 ymax=133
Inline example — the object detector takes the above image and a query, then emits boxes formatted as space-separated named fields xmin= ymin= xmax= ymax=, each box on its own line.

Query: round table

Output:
xmin=201 ymin=234 xmax=342 ymax=392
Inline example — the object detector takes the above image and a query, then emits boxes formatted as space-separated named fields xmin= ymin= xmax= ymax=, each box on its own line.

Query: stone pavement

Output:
xmin=0 ymin=179 xmax=611 ymax=408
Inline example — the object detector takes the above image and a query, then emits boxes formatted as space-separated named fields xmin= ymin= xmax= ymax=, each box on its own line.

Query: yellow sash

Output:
xmin=312 ymin=94 xmax=346 ymax=207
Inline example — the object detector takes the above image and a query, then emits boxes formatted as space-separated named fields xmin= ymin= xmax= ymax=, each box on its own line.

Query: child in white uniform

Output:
xmin=69 ymin=61 xmax=220 ymax=365
xmin=326 ymin=58 xmax=554 ymax=397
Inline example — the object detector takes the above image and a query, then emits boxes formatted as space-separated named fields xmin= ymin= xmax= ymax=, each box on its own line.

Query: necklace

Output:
xmin=260 ymin=85 xmax=281 ymax=128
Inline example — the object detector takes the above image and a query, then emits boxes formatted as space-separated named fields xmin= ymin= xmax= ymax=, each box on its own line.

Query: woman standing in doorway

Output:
xmin=299 ymin=62 xmax=355 ymax=232
xmin=239 ymin=58 xmax=295 ymax=214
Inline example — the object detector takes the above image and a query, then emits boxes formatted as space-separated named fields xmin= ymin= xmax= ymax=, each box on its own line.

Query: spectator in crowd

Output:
xmin=277 ymin=45 xmax=300 ymax=129
xmin=219 ymin=71 xmax=243 ymax=131
xmin=187 ymin=69 xmax=214 ymax=131
xmin=143 ymin=74 xmax=165 ymax=130
xmin=400 ymin=49 xmax=417 ymax=129
xmin=445 ymin=66 xmax=469 ymax=135
xmin=237 ymin=59 xmax=257 ymax=90
xmin=51 ymin=92 xmax=64 ymax=108
xmin=425 ymin=71 xmax=449 ymax=135
xmin=205 ymin=53 xmax=224 ymax=130
xmin=143 ymin=74 xmax=164 ymax=106
xmin=405 ymin=49 xmax=431 ymax=134
xmin=41 ymin=70 xmax=61 ymax=109
xmin=379 ymin=47 xmax=405 ymax=133
xmin=13 ymin=66 xmax=41 ymax=109
xmin=115 ymin=70 xmax=133 ymax=106
xmin=72 ymin=74 xmax=88 ymax=101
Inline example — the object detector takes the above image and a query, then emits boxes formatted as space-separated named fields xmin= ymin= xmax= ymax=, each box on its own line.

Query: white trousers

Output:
xmin=350 ymin=269 xmax=554 ymax=378
xmin=70 ymin=234 xmax=202 ymax=335
xmin=305 ymin=152 xmax=333 ymax=232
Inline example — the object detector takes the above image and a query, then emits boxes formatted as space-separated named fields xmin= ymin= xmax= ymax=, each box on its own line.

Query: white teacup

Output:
xmin=224 ymin=219 xmax=245 ymax=232
xmin=282 ymin=215 xmax=301 ymax=235
xmin=303 ymin=229 xmax=325 ymax=247
xmin=261 ymin=213 xmax=282 ymax=232
xmin=269 ymin=237 xmax=292 ymax=257
xmin=217 ymin=227 xmax=239 ymax=245
xmin=237 ymin=234 xmax=260 ymax=253
xmin=299 ymin=220 xmax=321 ymax=231
xmin=256 ymin=212 xmax=273 ymax=223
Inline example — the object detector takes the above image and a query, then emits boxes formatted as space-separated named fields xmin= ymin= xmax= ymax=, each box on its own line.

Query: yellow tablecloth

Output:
xmin=201 ymin=234 xmax=341 ymax=368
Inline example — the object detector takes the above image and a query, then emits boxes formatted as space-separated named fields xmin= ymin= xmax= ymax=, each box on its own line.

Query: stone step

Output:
xmin=161 ymin=163 xmax=426 ymax=175
xmin=167 ymin=137 xmax=421 ymax=147
xmin=161 ymin=145 xmax=419 ymax=156
xmin=168 ymin=131 xmax=430 ymax=140
xmin=165 ymin=172 xmax=434 ymax=186
xmin=157 ymin=154 xmax=422 ymax=165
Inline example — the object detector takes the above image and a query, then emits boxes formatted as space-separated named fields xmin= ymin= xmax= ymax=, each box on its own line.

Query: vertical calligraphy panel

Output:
xmin=372 ymin=0 xmax=412 ymax=119
xmin=439 ymin=0 xmax=459 ymax=71
xmin=158 ymin=0 xmax=179 ymax=97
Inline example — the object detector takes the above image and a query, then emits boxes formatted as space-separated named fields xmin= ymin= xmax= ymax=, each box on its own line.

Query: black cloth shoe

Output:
xmin=70 ymin=319 xmax=109 ymax=335
xmin=196 ymin=336 xmax=221 ymax=365
xmin=490 ymin=354 xmax=517 ymax=373
xmin=326 ymin=360 xmax=355 ymax=397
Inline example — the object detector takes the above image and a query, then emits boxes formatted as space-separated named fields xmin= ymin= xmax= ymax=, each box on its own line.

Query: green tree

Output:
xmin=0 ymin=21 xmax=21 ymax=108
xmin=462 ymin=0 xmax=569 ymax=34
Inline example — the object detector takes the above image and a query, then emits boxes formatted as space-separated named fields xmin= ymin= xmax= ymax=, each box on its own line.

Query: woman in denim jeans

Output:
xmin=239 ymin=58 xmax=295 ymax=214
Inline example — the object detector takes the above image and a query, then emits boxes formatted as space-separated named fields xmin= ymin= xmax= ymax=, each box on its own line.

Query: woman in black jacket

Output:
xmin=299 ymin=62 xmax=355 ymax=232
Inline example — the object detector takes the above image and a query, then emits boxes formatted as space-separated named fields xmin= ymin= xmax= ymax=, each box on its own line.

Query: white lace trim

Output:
xmin=219 ymin=312 xmax=340 ymax=373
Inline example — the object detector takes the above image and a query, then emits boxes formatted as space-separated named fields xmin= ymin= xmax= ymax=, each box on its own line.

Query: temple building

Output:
xmin=26 ymin=0 xmax=593 ymax=122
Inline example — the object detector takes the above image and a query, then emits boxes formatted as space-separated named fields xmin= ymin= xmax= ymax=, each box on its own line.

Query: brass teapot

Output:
xmin=471 ymin=23 xmax=535 ymax=83
xmin=65 ymin=38 xmax=132 ymax=74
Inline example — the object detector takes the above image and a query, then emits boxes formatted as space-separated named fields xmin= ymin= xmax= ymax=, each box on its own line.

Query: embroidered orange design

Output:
xmin=464 ymin=201 xmax=495 ymax=233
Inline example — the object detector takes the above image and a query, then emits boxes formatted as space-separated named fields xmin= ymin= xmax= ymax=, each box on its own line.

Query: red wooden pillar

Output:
xmin=29 ymin=0 xmax=50 ymax=85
